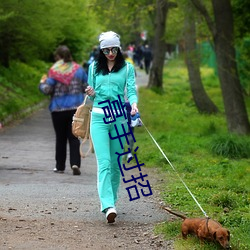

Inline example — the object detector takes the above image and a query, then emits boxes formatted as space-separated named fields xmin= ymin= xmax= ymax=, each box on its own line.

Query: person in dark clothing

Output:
xmin=143 ymin=44 xmax=152 ymax=74
xmin=87 ymin=46 xmax=99 ymax=67
xmin=134 ymin=45 xmax=144 ymax=69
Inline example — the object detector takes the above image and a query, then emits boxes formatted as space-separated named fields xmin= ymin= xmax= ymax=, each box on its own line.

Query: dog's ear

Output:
xmin=227 ymin=230 xmax=230 ymax=240
xmin=213 ymin=231 xmax=217 ymax=240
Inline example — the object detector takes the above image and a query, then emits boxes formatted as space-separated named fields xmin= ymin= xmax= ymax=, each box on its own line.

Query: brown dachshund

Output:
xmin=162 ymin=207 xmax=231 ymax=249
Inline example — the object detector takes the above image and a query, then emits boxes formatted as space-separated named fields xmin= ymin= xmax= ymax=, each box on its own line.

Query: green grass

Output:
xmin=135 ymin=59 xmax=250 ymax=250
xmin=0 ymin=60 xmax=50 ymax=123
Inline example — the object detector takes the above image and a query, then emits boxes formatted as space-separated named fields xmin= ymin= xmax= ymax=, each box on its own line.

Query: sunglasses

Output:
xmin=102 ymin=47 xmax=119 ymax=55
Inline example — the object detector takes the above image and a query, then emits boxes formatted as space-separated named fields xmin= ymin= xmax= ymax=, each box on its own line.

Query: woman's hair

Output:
xmin=95 ymin=48 xmax=126 ymax=75
xmin=54 ymin=45 xmax=73 ymax=63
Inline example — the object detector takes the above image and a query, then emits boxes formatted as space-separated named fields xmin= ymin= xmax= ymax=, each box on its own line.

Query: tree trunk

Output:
xmin=147 ymin=0 xmax=169 ymax=90
xmin=184 ymin=4 xmax=218 ymax=114
xmin=212 ymin=0 xmax=250 ymax=134
xmin=191 ymin=0 xmax=250 ymax=134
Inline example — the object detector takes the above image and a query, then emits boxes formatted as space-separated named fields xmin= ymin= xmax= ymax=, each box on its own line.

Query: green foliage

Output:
xmin=232 ymin=0 xmax=250 ymax=39
xmin=92 ymin=0 xmax=156 ymax=45
xmin=136 ymin=58 xmax=250 ymax=249
xmin=165 ymin=3 xmax=184 ymax=44
xmin=236 ymin=37 xmax=250 ymax=95
xmin=210 ymin=134 xmax=250 ymax=159
xmin=0 ymin=60 xmax=49 ymax=122
xmin=0 ymin=0 xmax=100 ymax=66
xmin=164 ymin=0 xmax=213 ymax=45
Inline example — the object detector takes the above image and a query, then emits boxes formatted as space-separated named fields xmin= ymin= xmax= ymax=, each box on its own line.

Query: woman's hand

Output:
xmin=85 ymin=86 xmax=96 ymax=97
xmin=40 ymin=74 xmax=47 ymax=84
xmin=131 ymin=103 xmax=138 ymax=116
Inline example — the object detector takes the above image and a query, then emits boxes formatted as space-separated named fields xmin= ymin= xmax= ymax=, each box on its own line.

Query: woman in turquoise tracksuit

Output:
xmin=86 ymin=31 xmax=138 ymax=223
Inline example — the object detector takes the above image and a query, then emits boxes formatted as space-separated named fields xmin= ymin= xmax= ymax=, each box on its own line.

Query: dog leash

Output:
xmin=139 ymin=118 xmax=209 ymax=218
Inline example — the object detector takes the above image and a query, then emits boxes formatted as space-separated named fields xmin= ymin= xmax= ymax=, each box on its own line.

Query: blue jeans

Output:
xmin=90 ymin=111 xmax=127 ymax=212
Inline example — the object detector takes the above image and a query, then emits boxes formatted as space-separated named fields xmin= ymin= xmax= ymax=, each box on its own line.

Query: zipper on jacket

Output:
xmin=108 ymin=72 xmax=111 ymax=99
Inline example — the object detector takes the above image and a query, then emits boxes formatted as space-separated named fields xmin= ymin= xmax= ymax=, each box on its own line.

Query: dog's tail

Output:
xmin=161 ymin=206 xmax=187 ymax=220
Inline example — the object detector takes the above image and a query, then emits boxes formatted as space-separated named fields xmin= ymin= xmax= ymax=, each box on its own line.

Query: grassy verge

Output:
xmin=135 ymin=59 xmax=250 ymax=250
xmin=0 ymin=60 xmax=50 ymax=125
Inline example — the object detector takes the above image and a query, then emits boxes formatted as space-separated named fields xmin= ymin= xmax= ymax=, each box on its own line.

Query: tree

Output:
xmin=148 ymin=0 xmax=177 ymax=89
xmin=191 ymin=0 xmax=250 ymax=134
xmin=184 ymin=1 xmax=218 ymax=114
xmin=0 ymin=0 xmax=98 ymax=66
xmin=91 ymin=0 xmax=155 ymax=47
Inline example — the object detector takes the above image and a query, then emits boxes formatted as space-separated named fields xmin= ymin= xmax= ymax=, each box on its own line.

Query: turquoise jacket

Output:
xmin=87 ymin=62 xmax=138 ymax=108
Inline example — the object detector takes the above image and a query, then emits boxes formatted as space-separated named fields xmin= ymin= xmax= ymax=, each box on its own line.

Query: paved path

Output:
xmin=135 ymin=69 xmax=149 ymax=88
xmin=0 ymin=70 xmax=172 ymax=249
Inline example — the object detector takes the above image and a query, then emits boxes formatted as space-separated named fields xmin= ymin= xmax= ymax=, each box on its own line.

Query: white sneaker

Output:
xmin=72 ymin=165 xmax=81 ymax=175
xmin=105 ymin=207 xmax=117 ymax=223
xmin=127 ymin=153 xmax=133 ymax=162
xmin=53 ymin=168 xmax=64 ymax=173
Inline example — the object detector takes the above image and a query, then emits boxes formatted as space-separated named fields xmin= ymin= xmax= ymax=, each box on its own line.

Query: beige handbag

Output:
xmin=72 ymin=95 xmax=94 ymax=158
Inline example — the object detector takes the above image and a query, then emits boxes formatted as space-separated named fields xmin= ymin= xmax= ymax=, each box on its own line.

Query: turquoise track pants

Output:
xmin=90 ymin=111 xmax=127 ymax=212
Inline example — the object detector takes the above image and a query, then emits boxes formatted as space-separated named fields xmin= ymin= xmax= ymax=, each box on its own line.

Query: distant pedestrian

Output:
xmin=86 ymin=46 xmax=99 ymax=71
xmin=143 ymin=44 xmax=152 ymax=74
xmin=39 ymin=45 xmax=88 ymax=175
xmin=134 ymin=45 xmax=144 ymax=69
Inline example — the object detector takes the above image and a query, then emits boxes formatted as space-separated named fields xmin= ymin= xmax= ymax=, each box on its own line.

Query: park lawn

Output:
xmin=135 ymin=58 xmax=250 ymax=250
